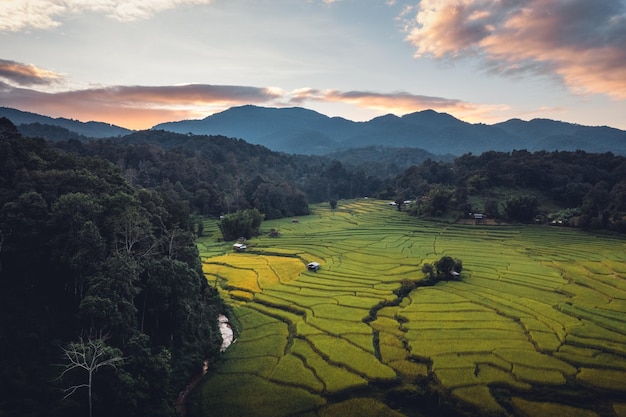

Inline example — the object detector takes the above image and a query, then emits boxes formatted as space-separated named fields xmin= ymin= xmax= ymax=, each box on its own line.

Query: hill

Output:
xmin=154 ymin=105 xmax=626 ymax=156
xmin=3 ymin=105 xmax=626 ymax=156
xmin=0 ymin=106 xmax=132 ymax=138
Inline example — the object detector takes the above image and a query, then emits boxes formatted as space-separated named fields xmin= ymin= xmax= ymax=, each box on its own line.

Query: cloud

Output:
xmin=0 ymin=0 xmax=214 ymax=31
xmin=287 ymin=88 xmax=508 ymax=122
xmin=405 ymin=0 xmax=626 ymax=99
xmin=0 ymin=59 xmax=63 ymax=86
xmin=0 ymin=61 xmax=510 ymax=128
xmin=0 ymin=82 xmax=283 ymax=129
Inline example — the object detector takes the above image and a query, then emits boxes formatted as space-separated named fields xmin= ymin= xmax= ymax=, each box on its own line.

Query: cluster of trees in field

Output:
xmin=392 ymin=150 xmax=626 ymax=232
xmin=0 ymin=119 xmax=225 ymax=417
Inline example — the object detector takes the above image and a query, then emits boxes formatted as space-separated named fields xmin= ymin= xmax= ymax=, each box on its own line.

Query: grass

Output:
xmin=192 ymin=199 xmax=626 ymax=417
xmin=307 ymin=334 xmax=397 ymax=381
xmin=269 ymin=354 xmax=324 ymax=392
xmin=510 ymin=398 xmax=600 ymax=417
xmin=576 ymin=368 xmax=626 ymax=391
xmin=188 ymin=373 xmax=325 ymax=417
xmin=318 ymin=398 xmax=406 ymax=417
xmin=291 ymin=339 xmax=368 ymax=393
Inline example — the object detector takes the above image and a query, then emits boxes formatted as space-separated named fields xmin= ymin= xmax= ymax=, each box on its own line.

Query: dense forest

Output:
xmin=52 ymin=129 xmax=384 ymax=216
xmin=3 ymin=116 xmax=626 ymax=417
xmin=0 ymin=119 xmax=224 ymax=417
xmin=392 ymin=150 xmax=626 ymax=232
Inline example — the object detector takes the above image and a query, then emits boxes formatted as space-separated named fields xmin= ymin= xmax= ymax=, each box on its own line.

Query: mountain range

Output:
xmin=0 ymin=106 xmax=131 ymax=138
xmin=2 ymin=105 xmax=626 ymax=156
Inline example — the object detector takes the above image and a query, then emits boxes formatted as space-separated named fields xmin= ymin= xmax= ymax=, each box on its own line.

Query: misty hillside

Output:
xmin=153 ymin=105 xmax=626 ymax=156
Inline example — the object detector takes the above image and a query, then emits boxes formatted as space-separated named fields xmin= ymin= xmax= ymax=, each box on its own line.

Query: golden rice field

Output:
xmin=190 ymin=199 xmax=626 ymax=417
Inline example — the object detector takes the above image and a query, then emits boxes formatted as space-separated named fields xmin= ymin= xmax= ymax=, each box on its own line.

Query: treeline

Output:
xmin=52 ymin=130 xmax=382 ymax=219
xmin=23 ymin=124 xmax=626 ymax=234
xmin=0 ymin=119 xmax=224 ymax=417
xmin=392 ymin=150 xmax=626 ymax=232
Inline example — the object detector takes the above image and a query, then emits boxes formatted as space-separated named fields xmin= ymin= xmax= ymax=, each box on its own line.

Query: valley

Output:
xmin=192 ymin=199 xmax=626 ymax=417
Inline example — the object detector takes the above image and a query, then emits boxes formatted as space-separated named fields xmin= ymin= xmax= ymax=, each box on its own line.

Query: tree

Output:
xmin=504 ymin=195 xmax=538 ymax=223
xmin=484 ymin=199 xmax=500 ymax=218
xmin=423 ymin=256 xmax=463 ymax=282
xmin=421 ymin=263 xmax=435 ymax=281
xmin=428 ymin=186 xmax=453 ymax=216
xmin=329 ymin=199 xmax=337 ymax=209
xmin=218 ymin=208 xmax=264 ymax=241
xmin=59 ymin=334 xmax=124 ymax=417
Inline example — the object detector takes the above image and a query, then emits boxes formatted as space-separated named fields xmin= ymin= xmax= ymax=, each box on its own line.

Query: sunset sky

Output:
xmin=1 ymin=0 xmax=625 ymax=130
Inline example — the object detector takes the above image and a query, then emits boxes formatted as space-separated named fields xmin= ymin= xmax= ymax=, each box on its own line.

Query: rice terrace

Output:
xmin=192 ymin=199 xmax=626 ymax=417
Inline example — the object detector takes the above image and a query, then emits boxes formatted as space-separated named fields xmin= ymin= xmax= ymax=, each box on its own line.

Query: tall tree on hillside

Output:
xmin=59 ymin=334 xmax=123 ymax=417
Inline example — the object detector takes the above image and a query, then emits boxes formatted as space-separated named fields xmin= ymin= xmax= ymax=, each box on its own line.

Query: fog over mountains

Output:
xmin=3 ymin=105 xmax=626 ymax=156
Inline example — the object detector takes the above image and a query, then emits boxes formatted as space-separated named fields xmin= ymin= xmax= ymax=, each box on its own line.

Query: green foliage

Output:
xmin=394 ymin=149 xmax=626 ymax=233
xmin=504 ymin=195 xmax=539 ymax=222
xmin=0 ymin=124 xmax=224 ymax=417
xmin=219 ymin=208 xmax=264 ymax=241
xmin=421 ymin=256 xmax=462 ymax=282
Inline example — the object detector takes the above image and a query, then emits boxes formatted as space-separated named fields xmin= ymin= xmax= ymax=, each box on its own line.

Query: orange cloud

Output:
xmin=0 ymin=59 xmax=63 ymax=86
xmin=405 ymin=0 xmax=626 ymax=99
xmin=289 ymin=88 xmax=510 ymax=124
xmin=0 ymin=60 xmax=514 ymax=129
xmin=0 ymin=82 xmax=282 ymax=129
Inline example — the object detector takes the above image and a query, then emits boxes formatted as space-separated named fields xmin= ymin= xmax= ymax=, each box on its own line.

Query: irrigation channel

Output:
xmin=190 ymin=199 xmax=626 ymax=417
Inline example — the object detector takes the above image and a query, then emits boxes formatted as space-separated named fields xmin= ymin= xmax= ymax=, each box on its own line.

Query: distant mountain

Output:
xmin=16 ymin=123 xmax=89 ymax=142
xmin=154 ymin=105 xmax=626 ymax=156
xmin=0 ymin=107 xmax=132 ymax=138
xmin=2 ymin=105 xmax=626 ymax=156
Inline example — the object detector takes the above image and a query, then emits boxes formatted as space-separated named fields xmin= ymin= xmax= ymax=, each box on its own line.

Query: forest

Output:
xmin=48 ymin=127 xmax=626 ymax=233
xmin=0 ymin=119 xmax=224 ymax=417
xmin=2 ymin=117 xmax=626 ymax=416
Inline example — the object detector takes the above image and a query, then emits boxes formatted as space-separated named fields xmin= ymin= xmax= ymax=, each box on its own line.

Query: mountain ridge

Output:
xmin=153 ymin=105 xmax=626 ymax=155
xmin=2 ymin=105 xmax=625 ymax=156
xmin=0 ymin=106 xmax=132 ymax=138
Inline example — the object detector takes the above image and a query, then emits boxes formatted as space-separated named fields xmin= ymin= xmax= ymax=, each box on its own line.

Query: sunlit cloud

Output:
xmin=1 ymin=77 xmax=517 ymax=129
xmin=1 ymin=80 xmax=514 ymax=129
xmin=0 ymin=82 xmax=283 ymax=129
xmin=0 ymin=0 xmax=214 ymax=31
xmin=405 ymin=0 xmax=626 ymax=99
xmin=0 ymin=60 xmax=515 ymax=129
xmin=287 ymin=88 xmax=510 ymax=124
xmin=0 ymin=59 xmax=63 ymax=86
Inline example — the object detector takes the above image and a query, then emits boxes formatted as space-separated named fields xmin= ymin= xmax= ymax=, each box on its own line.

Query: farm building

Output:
xmin=233 ymin=243 xmax=247 ymax=251
xmin=307 ymin=262 xmax=320 ymax=272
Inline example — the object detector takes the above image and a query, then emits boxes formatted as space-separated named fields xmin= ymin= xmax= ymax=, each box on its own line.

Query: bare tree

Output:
xmin=59 ymin=334 xmax=124 ymax=417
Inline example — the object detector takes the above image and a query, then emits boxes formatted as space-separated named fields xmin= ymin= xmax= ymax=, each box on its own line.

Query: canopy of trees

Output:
xmin=0 ymin=119 xmax=224 ymax=417
xmin=392 ymin=150 xmax=626 ymax=232
xmin=219 ymin=208 xmax=264 ymax=241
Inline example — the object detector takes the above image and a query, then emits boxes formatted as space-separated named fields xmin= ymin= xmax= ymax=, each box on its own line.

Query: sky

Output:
xmin=1 ymin=0 xmax=625 ymax=131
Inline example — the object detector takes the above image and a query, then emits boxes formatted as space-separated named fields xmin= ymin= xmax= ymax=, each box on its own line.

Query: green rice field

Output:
xmin=190 ymin=199 xmax=626 ymax=417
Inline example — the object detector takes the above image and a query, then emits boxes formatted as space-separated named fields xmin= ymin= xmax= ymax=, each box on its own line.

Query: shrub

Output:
xmin=219 ymin=208 xmax=264 ymax=241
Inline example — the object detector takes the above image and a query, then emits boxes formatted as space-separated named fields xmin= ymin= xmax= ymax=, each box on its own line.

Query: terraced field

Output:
xmin=190 ymin=199 xmax=626 ymax=417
